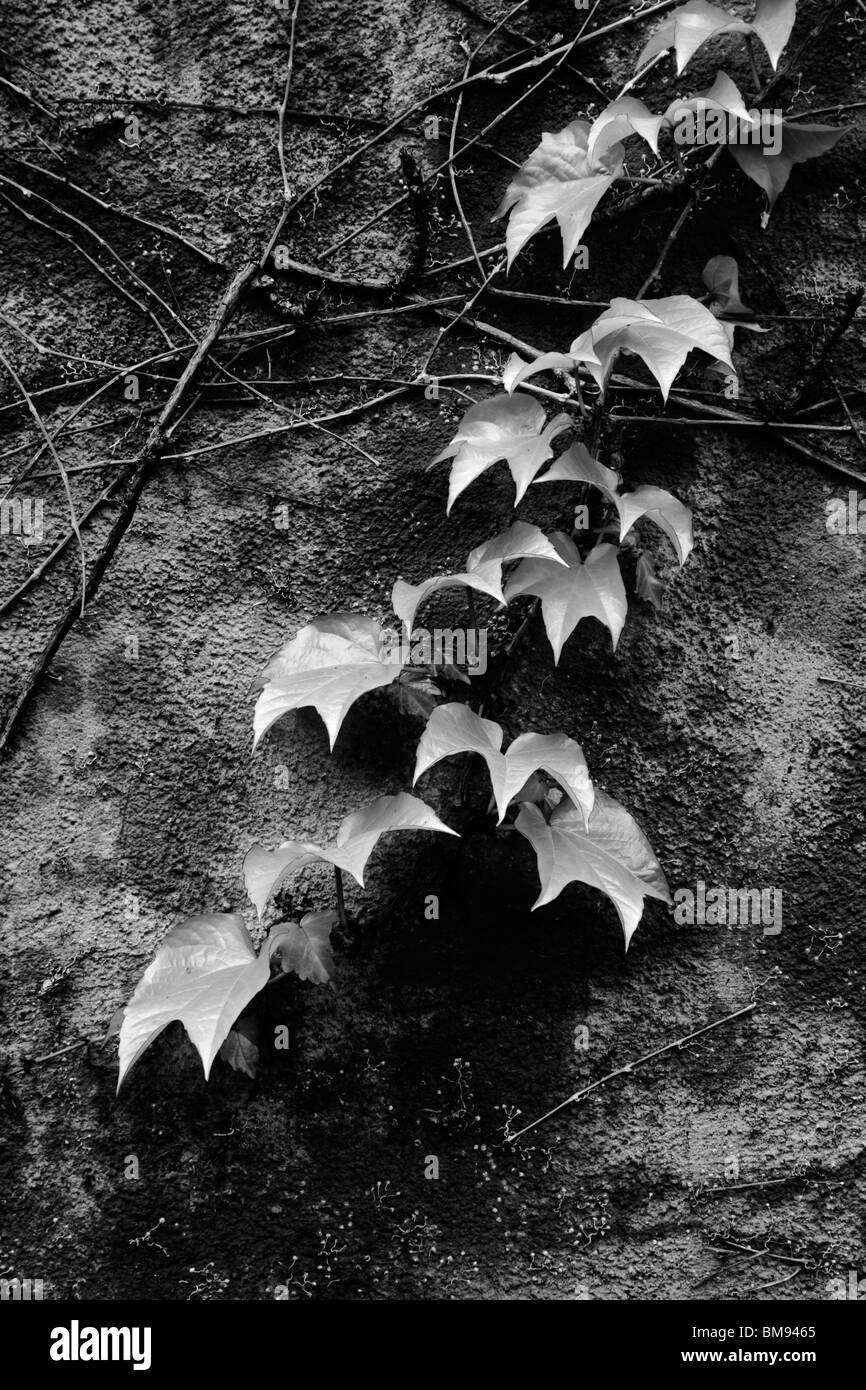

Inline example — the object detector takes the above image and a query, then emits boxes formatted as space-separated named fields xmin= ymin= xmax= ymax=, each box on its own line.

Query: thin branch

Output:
xmin=610 ymin=414 xmax=853 ymax=433
xmin=7 ymin=155 xmax=222 ymax=268
xmin=31 ymin=1039 xmax=89 ymax=1065
xmin=0 ymin=172 xmax=193 ymax=341
xmin=0 ymin=190 xmax=177 ymax=348
xmin=0 ymin=72 xmax=56 ymax=120
xmin=0 ymin=348 xmax=88 ymax=612
xmin=831 ymin=378 xmax=866 ymax=455
xmin=321 ymin=49 xmax=666 ymax=267
xmin=161 ymin=385 xmax=410 ymax=460
xmin=507 ymin=1003 xmax=757 ymax=1142
xmin=276 ymin=0 xmax=303 ymax=200
xmin=334 ymin=867 xmax=348 ymax=929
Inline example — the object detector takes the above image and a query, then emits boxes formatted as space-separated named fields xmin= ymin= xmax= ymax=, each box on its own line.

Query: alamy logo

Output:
xmin=826 ymin=1270 xmax=866 ymax=1299
xmin=0 ymin=1277 xmax=43 ymax=1299
xmin=826 ymin=491 xmax=866 ymax=535
xmin=674 ymin=882 xmax=782 ymax=934
xmin=379 ymin=625 xmax=488 ymax=674
xmin=50 ymin=1320 xmax=152 ymax=1371
xmin=670 ymin=106 xmax=783 ymax=155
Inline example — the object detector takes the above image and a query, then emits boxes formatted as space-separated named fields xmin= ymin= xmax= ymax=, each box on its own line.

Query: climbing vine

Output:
xmin=1 ymin=3 xmax=848 ymax=1088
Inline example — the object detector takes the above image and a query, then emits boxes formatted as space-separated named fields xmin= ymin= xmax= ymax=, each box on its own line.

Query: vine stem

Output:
xmin=31 ymin=1038 xmax=89 ymax=1065
xmin=506 ymin=1002 xmax=758 ymax=1143
xmin=276 ymin=0 xmax=303 ymax=201
xmin=334 ymin=867 xmax=348 ymax=930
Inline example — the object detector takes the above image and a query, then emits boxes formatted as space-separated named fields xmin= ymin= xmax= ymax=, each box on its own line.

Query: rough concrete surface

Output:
xmin=0 ymin=0 xmax=864 ymax=1300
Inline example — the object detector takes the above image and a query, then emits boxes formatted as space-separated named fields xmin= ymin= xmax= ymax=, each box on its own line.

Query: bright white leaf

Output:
xmin=501 ymin=732 xmax=594 ymax=825
xmin=590 ymin=74 xmax=756 ymax=164
xmin=534 ymin=445 xmax=693 ymax=566
xmin=392 ymin=559 xmax=504 ymax=637
xmin=638 ymin=0 xmax=796 ymax=74
xmin=252 ymin=614 xmax=402 ymax=752
xmin=570 ymin=295 xmax=735 ymax=400
xmin=616 ymin=485 xmax=694 ymax=565
xmin=393 ymin=523 xmax=568 ymax=640
xmin=466 ymin=520 xmax=567 ymax=571
xmin=243 ymin=792 xmax=458 ymax=917
xmin=432 ymin=393 xmax=571 ymax=510
xmin=117 ymin=913 xmax=275 ymax=1089
xmin=413 ymin=702 xmax=594 ymax=825
xmin=494 ymin=120 xmax=624 ymax=268
xmin=664 ymin=70 xmax=755 ymax=128
xmin=504 ymin=532 xmax=627 ymax=662
xmin=587 ymin=98 xmax=668 ymax=163
xmin=502 ymin=350 xmax=587 ymax=394
xmin=515 ymin=791 xmax=672 ymax=949
xmin=751 ymin=0 xmax=799 ymax=69
xmin=534 ymin=441 xmax=621 ymax=501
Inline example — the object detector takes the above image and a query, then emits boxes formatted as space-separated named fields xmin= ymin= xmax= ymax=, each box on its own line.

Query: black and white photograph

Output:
xmin=0 ymin=0 xmax=864 ymax=1352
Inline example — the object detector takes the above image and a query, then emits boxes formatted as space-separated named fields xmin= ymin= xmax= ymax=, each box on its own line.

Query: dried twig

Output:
xmin=0 ymin=190 xmax=177 ymax=348
xmin=276 ymin=0 xmax=303 ymax=200
xmin=507 ymin=1003 xmax=757 ymax=1142
xmin=7 ymin=155 xmax=221 ymax=268
xmin=0 ymin=348 xmax=87 ymax=611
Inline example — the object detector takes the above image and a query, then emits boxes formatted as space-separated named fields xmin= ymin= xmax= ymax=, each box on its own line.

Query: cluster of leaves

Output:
xmin=497 ymin=0 xmax=845 ymax=267
xmin=114 ymin=0 xmax=838 ymax=1089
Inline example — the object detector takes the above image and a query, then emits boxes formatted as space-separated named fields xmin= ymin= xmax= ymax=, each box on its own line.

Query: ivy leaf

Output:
xmin=394 ymin=671 xmax=443 ymax=720
xmin=117 ymin=913 xmax=280 ymax=1089
xmin=502 ymin=350 xmax=585 ymax=394
xmin=702 ymin=254 xmax=751 ymax=315
xmin=668 ymin=70 xmax=755 ymax=128
xmin=494 ymin=120 xmax=624 ymax=268
xmin=219 ymin=1018 xmax=260 ymax=1078
xmin=533 ymin=440 xmax=621 ymax=501
xmin=508 ymin=772 xmax=549 ymax=807
xmin=506 ymin=297 xmax=734 ymax=401
xmin=587 ymin=97 xmax=668 ymax=163
xmin=638 ymin=0 xmax=797 ymax=75
xmin=570 ymin=296 xmax=735 ymax=400
xmin=433 ymin=393 xmax=571 ymax=511
xmin=727 ymin=121 xmax=847 ymax=211
xmin=392 ymin=559 xmax=504 ymax=637
xmin=750 ymin=0 xmax=799 ymax=68
xmin=534 ymin=444 xmax=693 ymax=565
xmin=270 ymin=909 xmax=338 ymax=985
xmin=590 ymin=74 xmax=754 ymax=164
xmin=515 ymin=791 xmax=672 ymax=948
xmin=466 ymin=519 xmax=568 ymax=572
xmin=243 ymin=792 xmax=458 ymax=917
xmin=413 ymin=702 xmax=594 ymax=825
xmin=702 ymin=254 xmax=770 ymax=350
xmin=393 ymin=524 xmax=567 ymax=638
xmin=252 ymin=613 xmax=402 ymax=751
xmin=635 ymin=552 xmax=666 ymax=608
xmin=617 ymin=486 xmax=694 ymax=565
xmin=504 ymin=532 xmax=627 ymax=662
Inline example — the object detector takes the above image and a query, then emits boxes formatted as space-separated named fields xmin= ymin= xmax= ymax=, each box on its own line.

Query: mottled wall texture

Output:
xmin=1 ymin=0 xmax=864 ymax=1300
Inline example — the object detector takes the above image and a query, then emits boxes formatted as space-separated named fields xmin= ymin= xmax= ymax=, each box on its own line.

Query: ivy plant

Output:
xmin=115 ymin=0 xmax=848 ymax=1086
